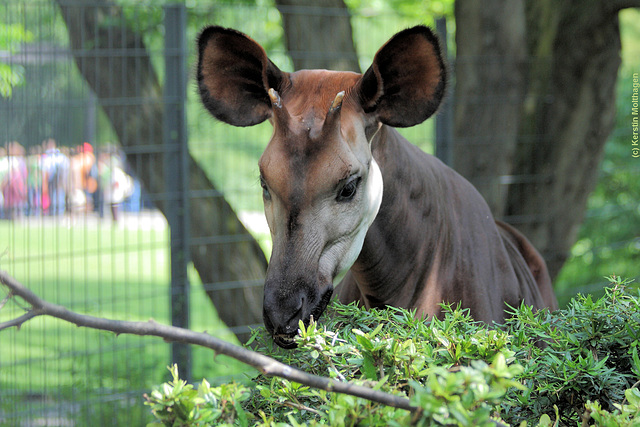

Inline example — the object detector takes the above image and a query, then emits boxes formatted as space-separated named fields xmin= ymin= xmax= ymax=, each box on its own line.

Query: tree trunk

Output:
xmin=274 ymin=0 xmax=360 ymax=72
xmin=55 ymin=0 xmax=266 ymax=342
xmin=453 ymin=0 xmax=527 ymax=216
xmin=505 ymin=1 xmax=625 ymax=278
xmin=454 ymin=0 xmax=631 ymax=279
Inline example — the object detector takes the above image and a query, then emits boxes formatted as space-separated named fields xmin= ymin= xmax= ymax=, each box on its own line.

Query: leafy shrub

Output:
xmin=144 ymin=364 xmax=251 ymax=426
xmin=145 ymin=276 xmax=640 ymax=426
xmin=503 ymin=278 xmax=640 ymax=424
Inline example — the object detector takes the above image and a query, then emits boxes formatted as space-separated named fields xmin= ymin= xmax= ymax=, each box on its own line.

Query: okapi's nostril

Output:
xmin=263 ymin=286 xmax=309 ymax=335
xmin=284 ymin=295 xmax=305 ymax=330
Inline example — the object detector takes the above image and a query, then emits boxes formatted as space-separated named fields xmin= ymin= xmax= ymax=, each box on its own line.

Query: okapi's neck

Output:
xmin=348 ymin=126 xmax=457 ymax=315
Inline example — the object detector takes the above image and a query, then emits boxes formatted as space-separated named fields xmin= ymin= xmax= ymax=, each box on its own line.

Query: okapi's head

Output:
xmin=197 ymin=25 xmax=446 ymax=347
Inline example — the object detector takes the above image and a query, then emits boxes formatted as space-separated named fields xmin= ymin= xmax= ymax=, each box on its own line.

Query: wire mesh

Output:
xmin=0 ymin=1 xmax=638 ymax=425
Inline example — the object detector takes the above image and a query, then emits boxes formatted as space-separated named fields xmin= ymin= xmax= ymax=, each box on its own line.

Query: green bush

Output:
xmin=145 ymin=276 xmax=640 ymax=426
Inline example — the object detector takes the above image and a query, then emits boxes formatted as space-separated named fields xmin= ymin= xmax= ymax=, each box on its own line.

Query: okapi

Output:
xmin=197 ymin=25 xmax=558 ymax=348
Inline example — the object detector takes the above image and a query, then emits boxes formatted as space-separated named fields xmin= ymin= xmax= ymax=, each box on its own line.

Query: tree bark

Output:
xmin=453 ymin=0 xmax=527 ymax=216
xmin=54 ymin=0 xmax=266 ymax=342
xmin=274 ymin=0 xmax=360 ymax=72
xmin=454 ymin=0 xmax=627 ymax=279
xmin=506 ymin=1 xmax=623 ymax=278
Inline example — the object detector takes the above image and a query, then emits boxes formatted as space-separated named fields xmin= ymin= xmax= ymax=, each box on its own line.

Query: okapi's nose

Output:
xmin=262 ymin=278 xmax=333 ymax=348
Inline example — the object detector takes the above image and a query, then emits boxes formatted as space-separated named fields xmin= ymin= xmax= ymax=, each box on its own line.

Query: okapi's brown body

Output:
xmin=197 ymin=25 xmax=558 ymax=348
xmin=336 ymin=125 xmax=557 ymax=320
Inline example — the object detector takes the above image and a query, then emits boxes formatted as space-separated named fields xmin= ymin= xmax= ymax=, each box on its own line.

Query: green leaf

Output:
xmin=537 ymin=414 xmax=552 ymax=427
xmin=362 ymin=353 xmax=378 ymax=380
xmin=355 ymin=334 xmax=374 ymax=351
xmin=625 ymin=387 xmax=640 ymax=407
xmin=370 ymin=323 xmax=384 ymax=338
xmin=631 ymin=345 xmax=640 ymax=378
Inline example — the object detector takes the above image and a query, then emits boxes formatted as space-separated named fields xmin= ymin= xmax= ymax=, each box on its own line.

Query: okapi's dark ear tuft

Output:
xmin=197 ymin=26 xmax=287 ymax=127
xmin=356 ymin=26 xmax=447 ymax=128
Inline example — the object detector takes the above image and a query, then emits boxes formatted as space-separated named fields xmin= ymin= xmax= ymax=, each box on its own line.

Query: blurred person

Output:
xmin=69 ymin=142 xmax=97 ymax=213
xmin=98 ymin=147 xmax=132 ymax=221
xmin=0 ymin=146 xmax=7 ymax=219
xmin=83 ymin=143 xmax=99 ymax=210
xmin=122 ymin=177 xmax=142 ymax=213
xmin=26 ymin=145 xmax=44 ymax=216
xmin=2 ymin=142 xmax=28 ymax=219
xmin=41 ymin=138 xmax=69 ymax=216
xmin=59 ymin=146 xmax=72 ymax=214
xmin=67 ymin=146 xmax=85 ymax=212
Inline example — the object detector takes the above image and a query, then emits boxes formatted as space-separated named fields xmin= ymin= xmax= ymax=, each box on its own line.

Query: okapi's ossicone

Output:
xmin=197 ymin=25 xmax=558 ymax=348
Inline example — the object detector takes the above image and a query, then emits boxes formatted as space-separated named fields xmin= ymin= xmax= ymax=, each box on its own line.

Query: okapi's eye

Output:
xmin=260 ymin=176 xmax=271 ymax=201
xmin=337 ymin=177 xmax=360 ymax=202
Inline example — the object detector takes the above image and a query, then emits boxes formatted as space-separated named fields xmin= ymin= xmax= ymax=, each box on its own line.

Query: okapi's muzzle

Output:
xmin=262 ymin=276 xmax=334 ymax=348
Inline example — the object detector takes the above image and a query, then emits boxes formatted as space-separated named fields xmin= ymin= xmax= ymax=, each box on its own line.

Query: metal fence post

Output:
xmin=164 ymin=3 xmax=191 ymax=382
xmin=435 ymin=17 xmax=454 ymax=167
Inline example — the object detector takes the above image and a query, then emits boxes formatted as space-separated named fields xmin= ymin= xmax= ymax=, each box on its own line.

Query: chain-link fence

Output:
xmin=0 ymin=1 xmax=638 ymax=425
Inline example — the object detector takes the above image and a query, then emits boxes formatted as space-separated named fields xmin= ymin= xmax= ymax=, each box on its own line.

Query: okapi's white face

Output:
xmin=197 ymin=25 xmax=445 ymax=347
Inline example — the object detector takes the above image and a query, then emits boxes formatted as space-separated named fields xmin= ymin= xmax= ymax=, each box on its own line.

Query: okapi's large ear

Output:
xmin=356 ymin=26 xmax=446 ymax=128
xmin=197 ymin=26 xmax=287 ymax=127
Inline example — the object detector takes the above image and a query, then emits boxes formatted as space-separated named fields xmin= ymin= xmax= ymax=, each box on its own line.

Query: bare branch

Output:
xmin=0 ymin=309 xmax=43 ymax=330
xmin=0 ymin=270 xmax=415 ymax=412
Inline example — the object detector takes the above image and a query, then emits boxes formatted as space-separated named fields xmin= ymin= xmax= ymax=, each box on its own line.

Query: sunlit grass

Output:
xmin=0 ymin=214 xmax=254 ymax=424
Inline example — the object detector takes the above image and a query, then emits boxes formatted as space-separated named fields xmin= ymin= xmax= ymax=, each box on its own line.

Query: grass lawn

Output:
xmin=0 ymin=213 xmax=254 ymax=425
